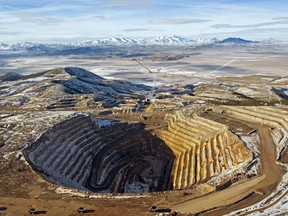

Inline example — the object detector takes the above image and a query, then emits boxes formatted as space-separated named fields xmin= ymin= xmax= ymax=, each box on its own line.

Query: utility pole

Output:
xmin=132 ymin=59 xmax=161 ymax=101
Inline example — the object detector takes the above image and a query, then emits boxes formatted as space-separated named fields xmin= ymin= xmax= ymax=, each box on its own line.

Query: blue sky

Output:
xmin=0 ymin=0 xmax=287 ymax=43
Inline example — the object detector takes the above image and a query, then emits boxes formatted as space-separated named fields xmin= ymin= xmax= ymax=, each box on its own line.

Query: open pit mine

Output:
xmin=0 ymin=67 xmax=287 ymax=215
xmin=23 ymin=115 xmax=174 ymax=193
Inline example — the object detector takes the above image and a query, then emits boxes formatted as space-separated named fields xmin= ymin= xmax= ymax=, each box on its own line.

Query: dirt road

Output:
xmin=0 ymin=196 xmax=152 ymax=216
xmin=173 ymin=126 xmax=282 ymax=215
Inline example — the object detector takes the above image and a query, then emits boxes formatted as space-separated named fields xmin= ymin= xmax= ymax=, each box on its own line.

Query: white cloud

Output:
xmin=0 ymin=0 xmax=287 ymax=42
xmin=211 ymin=20 xmax=288 ymax=29
xmin=123 ymin=28 xmax=164 ymax=32
xmin=149 ymin=18 xmax=210 ymax=25
xmin=195 ymin=28 xmax=288 ymax=40
xmin=102 ymin=0 xmax=154 ymax=8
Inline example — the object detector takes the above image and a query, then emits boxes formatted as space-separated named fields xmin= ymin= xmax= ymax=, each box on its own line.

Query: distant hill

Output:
xmin=0 ymin=72 xmax=24 ymax=82
xmin=64 ymin=67 xmax=104 ymax=80
xmin=58 ymin=67 xmax=151 ymax=97
xmin=218 ymin=37 xmax=254 ymax=44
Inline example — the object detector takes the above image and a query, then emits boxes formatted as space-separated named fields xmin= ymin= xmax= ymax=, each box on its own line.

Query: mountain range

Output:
xmin=0 ymin=36 xmax=287 ymax=56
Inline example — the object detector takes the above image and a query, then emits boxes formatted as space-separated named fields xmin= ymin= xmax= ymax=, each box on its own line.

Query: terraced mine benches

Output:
xmin=157 ymin=110 xmax=252 ymax=190
xmin=23 ymin=114 xmax=174 ymax=193
xmin=222 ymin=106 xmax=288 ymax=160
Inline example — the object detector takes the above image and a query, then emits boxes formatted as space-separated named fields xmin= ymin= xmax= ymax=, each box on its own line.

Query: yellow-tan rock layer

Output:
xmin=157 ymin=111 xmax=252 ymax=190
xmin=223 ymin=106 xmax=288 ymax=160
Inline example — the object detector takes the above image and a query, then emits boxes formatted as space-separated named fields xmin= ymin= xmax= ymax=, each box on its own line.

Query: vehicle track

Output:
xmin=173 ymin=126 xmax=282 ymax=215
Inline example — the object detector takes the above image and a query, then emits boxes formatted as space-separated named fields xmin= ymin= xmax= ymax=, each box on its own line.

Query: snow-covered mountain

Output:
xmin=260 ymin=38 xmax=288 ymax=45
xmin=0 ymin=36 xmax=286 ymax=55
xmin=0 ymin=41 xmax=53 ymax=52
xmin=65 ymin=36 xmax=225 ymax=47
xmin=0 ymin=43 xmax=10 ymax=50
xmin=67 ymin=36 xmax=194 ymax=47
xmin=0 ymin=36 xmax=226 ymax=51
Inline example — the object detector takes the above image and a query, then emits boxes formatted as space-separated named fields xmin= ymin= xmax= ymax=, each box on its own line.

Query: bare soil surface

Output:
xmin=0 ymin=196 xmax=151 ymax=216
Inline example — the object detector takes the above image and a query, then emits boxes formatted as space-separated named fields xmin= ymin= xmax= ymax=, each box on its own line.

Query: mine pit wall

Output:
xmin=23 ymin=114 xmax=175 ymax=194
xmin=156 ymin=111 xmax=253 ymax=190
xmin=222 ymin=106 xmax=288 ymax=160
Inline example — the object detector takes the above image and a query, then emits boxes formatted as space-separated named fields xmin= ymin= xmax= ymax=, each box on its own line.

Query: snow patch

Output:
xmin=55 ymin=187 xmax=87 ymax=197
xmin=227 ymin=164 xmax=288 ymax=216
xmin=240 ymin=133 xmax=261 ymax=156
